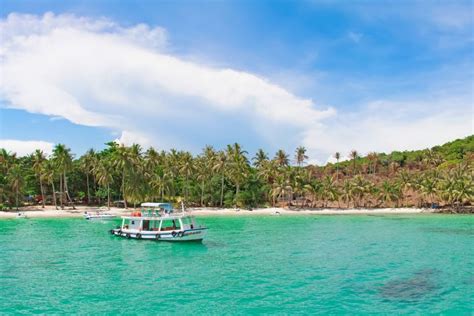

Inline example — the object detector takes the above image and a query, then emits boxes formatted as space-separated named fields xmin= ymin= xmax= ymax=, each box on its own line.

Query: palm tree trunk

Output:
xmin=86 ymin=173 xmax=90 ymax=205
xmin=40 ymin=178 xmax=45 ymax=208
xmin=122 ymin=168 xmax=128 ymax=209
xmin=220 ymin=174 xmax=224 ymax=207
xmin=59 ymin=174 xmax=64 ymax=209
xmin=107 ymin=183 xmax=111 ymax=210
xmin=64 ymin=171 xmax=75 ymax=209
xmin=15 ymin=187 xmax=19 ymax=211
xmin=200 ymin=180 xmax=205 ymax=206
xmin=52 ymin=181 xmax=58 ymax=210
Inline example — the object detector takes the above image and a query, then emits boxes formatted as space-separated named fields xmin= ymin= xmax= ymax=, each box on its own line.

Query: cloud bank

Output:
xmin=0 ymin=139 xmax=54 ymax=156
xmin=0 ymin=12 xmax=334 ymax=153
xmin=0 ymin=12 xmax=472 ymax=163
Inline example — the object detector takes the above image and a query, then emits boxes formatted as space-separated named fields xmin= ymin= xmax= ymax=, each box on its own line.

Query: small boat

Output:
xmin=83 ymin=211 xmax=116 ymax=220
xmin=110 ymin=202 xmax=207 ymax=242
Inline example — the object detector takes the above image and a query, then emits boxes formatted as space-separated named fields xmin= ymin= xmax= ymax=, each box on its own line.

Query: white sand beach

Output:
xmin=0 ymin=205 xmax=436 ymax=219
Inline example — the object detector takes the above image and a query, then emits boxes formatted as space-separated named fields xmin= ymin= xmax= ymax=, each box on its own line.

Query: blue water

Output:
xmin=0 ymin=215 xmax=472 ymax=314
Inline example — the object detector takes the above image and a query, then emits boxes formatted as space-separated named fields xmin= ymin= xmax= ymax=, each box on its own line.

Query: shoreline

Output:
xmin=0 ymin=205 xmax=442 ymax=219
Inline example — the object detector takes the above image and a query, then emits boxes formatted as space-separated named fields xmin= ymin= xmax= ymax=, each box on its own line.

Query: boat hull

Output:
xmin=84 ymin=215 xmax=116 ymax=220
xmin=110 ymin=228 xmax=207 ymax=242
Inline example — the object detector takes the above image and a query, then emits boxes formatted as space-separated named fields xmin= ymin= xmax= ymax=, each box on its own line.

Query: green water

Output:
xmin=0 ymin=215 xmax=472 ymax=314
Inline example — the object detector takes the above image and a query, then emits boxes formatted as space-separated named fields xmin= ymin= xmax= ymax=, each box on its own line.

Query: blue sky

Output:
xmin=0 ymin=0 xmax=472 ymax=163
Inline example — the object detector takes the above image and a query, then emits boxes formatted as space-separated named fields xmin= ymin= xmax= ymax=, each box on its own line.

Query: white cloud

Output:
xmin=306 ymin=96 xmax=473 ymax=164
xmin=0 ymin=139 xmax=54 ymax=156
xmin=0 ymin=12 xmax=472 ymax=164
xmin=0 ymin=12 xmax=334 ymax=152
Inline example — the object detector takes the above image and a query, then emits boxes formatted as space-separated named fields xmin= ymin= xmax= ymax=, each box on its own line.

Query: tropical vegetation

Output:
xmin=0 ymin=136 xmax=473 ymax=212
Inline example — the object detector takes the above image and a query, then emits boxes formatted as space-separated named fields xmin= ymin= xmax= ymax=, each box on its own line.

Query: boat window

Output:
xmin=143 ymin=220 xmax=150 ymax=230
xmin=160 ymin=219 xmax=181 ymax=231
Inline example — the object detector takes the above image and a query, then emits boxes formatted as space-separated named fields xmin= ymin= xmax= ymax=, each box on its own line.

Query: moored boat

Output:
xmin=110 ymin=202 xmax=207 ymax=242
xmin=84 ymin=211 xmax=116 ymax=220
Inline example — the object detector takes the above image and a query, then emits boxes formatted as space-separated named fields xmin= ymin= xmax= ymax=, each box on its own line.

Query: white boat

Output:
xmin=83 ymin=211 xmax=116 ymax=220
xmin=110 ymin=202 xmax=207 ymax=242
xmin=16 ymin=212 xmax=27 ymax=219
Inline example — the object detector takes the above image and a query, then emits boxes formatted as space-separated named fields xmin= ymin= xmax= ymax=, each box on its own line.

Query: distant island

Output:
xmin=0 ymin=135 xmax=472 ymax=214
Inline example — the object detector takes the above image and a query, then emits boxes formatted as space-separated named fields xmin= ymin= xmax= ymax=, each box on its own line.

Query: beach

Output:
xmin=0 ymin=205 xmax=436 ymax=219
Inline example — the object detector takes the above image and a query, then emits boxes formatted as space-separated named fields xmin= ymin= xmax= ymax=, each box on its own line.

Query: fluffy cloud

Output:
xmin=0 ymin=12 xmax=472 ymax=164
xmin=0 ymin=139 xmax=54 ymax=156
xmin=0 ymin=12 xmax=334 ymax=154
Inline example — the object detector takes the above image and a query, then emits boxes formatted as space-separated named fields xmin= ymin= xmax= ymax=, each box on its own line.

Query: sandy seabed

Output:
xmin=0 ymin=205 xmax=435 ymax=219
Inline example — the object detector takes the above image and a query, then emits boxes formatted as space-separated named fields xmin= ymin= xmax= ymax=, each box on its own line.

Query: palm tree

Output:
xmin=52 ymin=144 xmax=74 ymax=209
xmin=226 ymin=143 xmax=249 ymax=205
xmin=378 ymin=181 xmax=402 ymax=207
xmin=80 ymin=149 xmax=96 ymax=205
xmin=367 ymin=152 xmax=378 ymax=175
xmin=340 ymin=180 xmax=354 ymax=208
xmin=334 ymin=152 xmax=341 ymax=180
xmin=274 ymin=149 xmax=289 ymax=167
xmin=349 ymin=150 xmax=358 ymax=175
xmin=419 ymin=174 xmax=438 ymax=208
xmin=351 ymin=175 xmax=371 ymax=207
xmin=295 ymin=146 xmax=308 ymax=167
xmin=7 ymin=164 xmax=24 ymax=210
xmin=112 ymin=145 xmax=131 ymax=208
xmin=42 ymin=160 xmax=58 ymax=209
xmin=322 ymin=175 xmax=338 ymax=207
xmin=212 ymin=151 xmax=227 ymax=207
xmin=179 ymin=152 xmax=194 ymax=201
xmin=94 ymin=158 xmax=113 ymax=209
xmin=252 ymin=149 xmax=268 ymax=168
xmin=31 ymin=149 xmax=47 ymax=208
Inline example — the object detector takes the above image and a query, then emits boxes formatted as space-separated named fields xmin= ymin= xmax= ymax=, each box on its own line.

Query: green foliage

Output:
xmin=0 ymin=136 xmax=472 ymax=210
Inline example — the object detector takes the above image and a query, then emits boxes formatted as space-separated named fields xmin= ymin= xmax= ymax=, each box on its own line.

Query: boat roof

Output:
xmin=121 ymin=214 xmax=193 ymax=220
xmin=141 ymin=202 xmax=173 ymax=208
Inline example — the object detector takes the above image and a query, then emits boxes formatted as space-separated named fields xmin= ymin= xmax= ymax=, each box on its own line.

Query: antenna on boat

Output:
xmin=181 ymin=201 xmax=185 ymax=214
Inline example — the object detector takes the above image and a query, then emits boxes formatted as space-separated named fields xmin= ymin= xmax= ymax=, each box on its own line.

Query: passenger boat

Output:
xmin=110 ymin=202 xmax=207 ymax=242
xmin=83 ymin=211 xmax=116 ymax=220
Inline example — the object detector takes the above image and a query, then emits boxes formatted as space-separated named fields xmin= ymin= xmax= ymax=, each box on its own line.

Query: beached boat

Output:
xmin=83 ymin=211 xmax=116 ymax=220
xmin=110 ymin=202 xmax=207 ymax=242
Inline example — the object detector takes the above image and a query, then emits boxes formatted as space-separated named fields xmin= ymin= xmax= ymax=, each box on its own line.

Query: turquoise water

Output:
xmin=0 ymin=215 xmax=472 ymax=314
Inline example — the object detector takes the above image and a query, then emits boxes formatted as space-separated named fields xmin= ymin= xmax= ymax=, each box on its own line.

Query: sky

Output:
xmin=0 ymin=0 xmax=473 ymax=164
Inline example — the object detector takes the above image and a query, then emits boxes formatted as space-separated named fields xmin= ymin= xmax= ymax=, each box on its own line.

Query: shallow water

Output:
xmin=0 ymin=215 xmax=472 ymax=314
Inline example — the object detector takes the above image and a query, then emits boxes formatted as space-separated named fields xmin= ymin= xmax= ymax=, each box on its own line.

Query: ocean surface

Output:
xmin=0 ymin=215 xmax=472 ymax=314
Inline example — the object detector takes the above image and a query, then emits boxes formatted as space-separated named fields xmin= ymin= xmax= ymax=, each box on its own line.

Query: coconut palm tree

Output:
xmin=322 ymin=175 xmax=338 ymax=207
xmin=351 ymin=175 xmax=371 ymax=207
xmin=274 ymin=149 xmax=289 ymax=167
xmin=334 ymin=152 xmax=341 ymax=180
xmin=31 ymin=149 xmax=47 ymax=208
xmin=94 ymin=158 xmax=114 ymax=209
xmin=226 ymin=143 xmax=249 ymax=205
xmin=80 ymin=149 xmax=96 ymax=205
xmin=179 ymin=152 xmax=194 ymax=201
xmin=42 ymin=160 xmax=58 ymax=209
xmin=212 ymin=151 xmax=227 ymax=207
xmin=52 ymin=144 xmax=74 ymax=209
xmin=340 ymin=180 xmax=354 ymax=208
xmin=378 ymin=180 xmax=402 ymax=207
xmin=7 ymin=164 xmax=24 ymax=210
xmin=419 ymin=174 xmax=438 ymax=208
xmin=367 ymin=152 xmax=378 ymax=175
xmin=349 ymin=150 xmax=358 ymax=175
xmin=112 ymin=145 xmax=132 ymax=208
xmin=295 ymin=146 xmax=308 ymax=167
xmin=252 ymin=149 xmax=269 ymax=168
